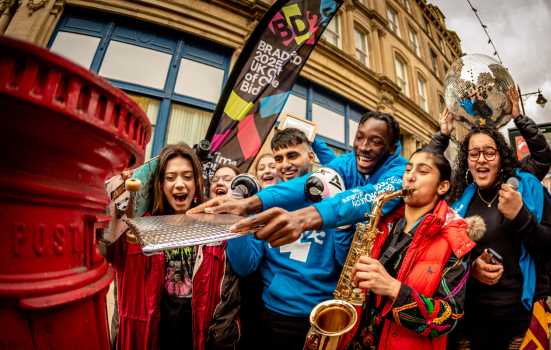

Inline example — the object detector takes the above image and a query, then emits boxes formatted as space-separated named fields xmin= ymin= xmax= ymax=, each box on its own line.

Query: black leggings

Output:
xmin=260 ymin=307 xmax=311 ymax=350
xmin=456 ymin=316 xmax=530 ymax=350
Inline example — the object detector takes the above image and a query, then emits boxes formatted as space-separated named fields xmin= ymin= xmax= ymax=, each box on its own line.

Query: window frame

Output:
xmin=439 ymin=95 xmax=446 ymax=115
xmin=395 ymin=56 xmax=408 ymax=97
xmin=438 ymin=36 xmax=445 ymax=54
xmin=387 ymin=6 xmax=400 ymax=37
xmin=354 ymin=26 xmax=369 ymax=67
xmin=402 ymin=0 xmax=409 ymax=12
xmin=48 ymin=9 xmax=232 ymax=158
xmin=281 ymin=78 xmax=368 ymax=153
xmin=423 ymin=17 xmax=432 ymax=38
xmin=430 ymin=50 xmax=440 ymax=78
xmin=408 ymin=27 xmax=419 ymax=56
xmin=323 ymin=13 xmax=342 ymax=49
xmin=417 ymin=76 xmax=428 ymax=112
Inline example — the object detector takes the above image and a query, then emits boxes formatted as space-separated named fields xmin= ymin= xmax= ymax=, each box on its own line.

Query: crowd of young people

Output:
xmin=108 ymin=85 xmax=551 ymax=350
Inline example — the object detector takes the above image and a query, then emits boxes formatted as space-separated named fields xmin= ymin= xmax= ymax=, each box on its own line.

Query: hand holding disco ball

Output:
xmin=444 ymin=54 xmax=515 ymax=130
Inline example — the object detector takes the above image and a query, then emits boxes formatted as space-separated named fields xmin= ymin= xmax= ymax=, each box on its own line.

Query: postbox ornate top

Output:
xmin=0 ymin=36 xmax=152 ymax=169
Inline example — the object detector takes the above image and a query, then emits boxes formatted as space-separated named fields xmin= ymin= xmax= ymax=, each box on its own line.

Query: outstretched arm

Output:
xmin=229 ymin=169 xmax=405 ymax=247
xmin=188 ymin=175 xmax=314 ymax=217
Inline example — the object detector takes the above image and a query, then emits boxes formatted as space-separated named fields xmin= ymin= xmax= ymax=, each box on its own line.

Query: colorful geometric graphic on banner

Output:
xmin=203 ymin=0 xmax=342 ymax=175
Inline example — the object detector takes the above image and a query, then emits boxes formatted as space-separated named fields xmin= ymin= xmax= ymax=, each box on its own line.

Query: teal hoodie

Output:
xmin=256 ymin=142 xmax=408 ymax=229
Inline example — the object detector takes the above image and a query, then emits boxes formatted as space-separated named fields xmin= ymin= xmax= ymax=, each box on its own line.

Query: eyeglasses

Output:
xmin=467 ymin=147 xmax=498 ymax=161
xmin=211 ymin=175 xmax=235 ymax=183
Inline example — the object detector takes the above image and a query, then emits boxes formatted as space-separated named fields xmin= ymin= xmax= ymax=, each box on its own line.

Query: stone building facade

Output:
xmin=0 ymin=0 xmax=465 ymax=164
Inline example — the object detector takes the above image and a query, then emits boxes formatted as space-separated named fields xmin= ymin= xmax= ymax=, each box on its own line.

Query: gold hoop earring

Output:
xmin=465 ymin=169 xmax=471 ymax=185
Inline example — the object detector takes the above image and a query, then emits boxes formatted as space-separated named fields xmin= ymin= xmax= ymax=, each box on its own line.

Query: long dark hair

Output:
xmin=448 ymin=126 xmax=534 ymax=203
xmin=151 ymin=142 xmax=205 ymax=215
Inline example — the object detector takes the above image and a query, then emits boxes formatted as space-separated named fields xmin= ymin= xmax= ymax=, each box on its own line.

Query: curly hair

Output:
xmin=448 ymin=126 xmax=535 ymax=203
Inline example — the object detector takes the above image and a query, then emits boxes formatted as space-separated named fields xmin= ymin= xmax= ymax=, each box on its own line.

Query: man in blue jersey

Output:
xmin=225 ymin=127 xmax=344 ymax=350
xmin=189 ymin=111 xmax=407 ymax=248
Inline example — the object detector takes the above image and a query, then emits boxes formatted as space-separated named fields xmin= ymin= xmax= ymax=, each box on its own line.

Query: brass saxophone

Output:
xmin=303 ymin=187 xmax=413 ymax=350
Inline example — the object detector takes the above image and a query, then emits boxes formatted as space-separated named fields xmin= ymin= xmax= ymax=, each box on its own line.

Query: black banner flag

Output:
xmin=204 ymin=0 xmax=343 ymax=176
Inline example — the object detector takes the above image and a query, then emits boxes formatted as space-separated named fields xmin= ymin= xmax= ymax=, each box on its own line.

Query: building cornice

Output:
xmin=305 ymin=39 xmax=438 ymax=138
xmin=415 ymin=0 xmax=462 ymax=58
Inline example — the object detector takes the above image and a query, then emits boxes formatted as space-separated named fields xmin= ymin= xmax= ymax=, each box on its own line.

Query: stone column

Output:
xmin=4 ymin=0 xmax=63 ymax=46
xmin=342 ymin=0 xmax=355 ymax=56
xmin=370 ymin=20 xmax=383 ymax=73
xmin=0 ymin=6 xmax=13 ymax=34
xmin=402 ymin=134 xmax=417 ymax=159
xmin=378 ymin=26 xmax=388 ymax=76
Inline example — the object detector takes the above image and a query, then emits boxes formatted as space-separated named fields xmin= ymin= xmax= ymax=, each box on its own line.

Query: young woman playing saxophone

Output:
xmin=348 ymin=148 xmax=478 ymax=350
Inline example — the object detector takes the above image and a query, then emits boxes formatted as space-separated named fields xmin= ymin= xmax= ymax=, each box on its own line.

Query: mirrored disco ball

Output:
xmin=444 ymin=54 xmax=515 ymax=129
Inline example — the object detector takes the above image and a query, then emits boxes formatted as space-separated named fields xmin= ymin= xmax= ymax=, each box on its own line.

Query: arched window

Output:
xmin=395 ymin=57 xmax=408 ymax=96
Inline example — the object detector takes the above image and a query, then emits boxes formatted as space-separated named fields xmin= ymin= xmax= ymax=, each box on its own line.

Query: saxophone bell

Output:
xmin=304 ymin=300 xmax=357 ymax=350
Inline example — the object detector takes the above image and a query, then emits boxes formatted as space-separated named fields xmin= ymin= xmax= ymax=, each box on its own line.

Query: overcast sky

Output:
xmin=430 ymin=0 xmax=551 ymax=132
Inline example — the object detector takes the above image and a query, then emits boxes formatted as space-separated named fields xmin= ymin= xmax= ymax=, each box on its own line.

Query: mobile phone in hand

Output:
xmin=486 ymin=248 xmax=503 ymax=265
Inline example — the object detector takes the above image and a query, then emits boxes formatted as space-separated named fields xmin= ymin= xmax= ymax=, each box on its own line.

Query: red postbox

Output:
xmin=0 ymin=36 xmax=151 ymax=349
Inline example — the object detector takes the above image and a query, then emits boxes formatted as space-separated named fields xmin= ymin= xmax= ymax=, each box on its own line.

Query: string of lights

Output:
xmin=466 ymin=0 xmax=503 ymax=64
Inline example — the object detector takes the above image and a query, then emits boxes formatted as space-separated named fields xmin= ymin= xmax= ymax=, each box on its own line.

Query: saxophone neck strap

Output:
xmin=379 ymin=215 xmax=426 ymax=266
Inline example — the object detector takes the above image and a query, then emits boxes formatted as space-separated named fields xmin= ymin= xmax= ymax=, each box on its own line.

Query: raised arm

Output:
xmin=513 ymin=115 xmax=551 ymax=181
xmin=505 ymin=85 xmax=551 ymax=180
xmin=427 ymin=106 xmax=454 ymax=153
xmin=311 ymin=137 xmax=337 ymax=166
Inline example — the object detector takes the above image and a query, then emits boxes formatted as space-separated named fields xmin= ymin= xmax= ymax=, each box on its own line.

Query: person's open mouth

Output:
xmin=476 ymin=167 xmax=490 ymax=179
xmin=284 ymin=170 xmax=297 ymax=179
xmin=173 ymin=193 xmax=188 ymax=204
xmin=263 ymin=175 xmax=275 ymax=184
xmin=215 ymin=188 xmax=227 ymax=197
xmin=357 ymin=155 xmax=374 ymax=168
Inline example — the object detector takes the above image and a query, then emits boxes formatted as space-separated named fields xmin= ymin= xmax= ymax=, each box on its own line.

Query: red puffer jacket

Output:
xmin=370 ymin=199 xmax=474 ymax=350
xmin=107 ymin=216 xmax=240 ymax=350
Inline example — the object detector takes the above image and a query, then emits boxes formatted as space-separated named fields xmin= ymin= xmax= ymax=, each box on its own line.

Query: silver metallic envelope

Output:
xmin=126 ymin=213 xmax=258 ymax=255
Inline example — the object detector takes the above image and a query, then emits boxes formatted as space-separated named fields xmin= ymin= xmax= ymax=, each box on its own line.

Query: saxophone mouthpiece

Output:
xmin=401 ymin=187 xmax=415 ymax=197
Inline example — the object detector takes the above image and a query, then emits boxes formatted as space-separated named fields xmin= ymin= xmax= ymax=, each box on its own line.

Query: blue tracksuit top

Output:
xmin=227 ymin=225 xmax=352 ymax=317
xmin=256 ymin=142 xmax=408 ymax=229
xmin=226 ymin=137 xmax=340 ymax=317
xmin=311 ymin=137 xmax=336 ymax=166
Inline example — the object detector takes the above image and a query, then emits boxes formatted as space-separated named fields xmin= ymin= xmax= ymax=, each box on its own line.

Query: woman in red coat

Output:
xmin=107 ymin=142 xmax=240 ymax=350
xmin=349 ymin=148 xmax=478 ymax=350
